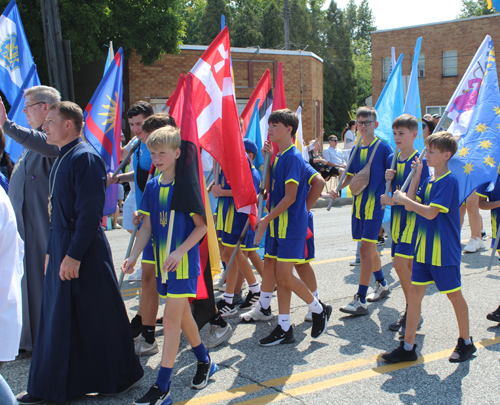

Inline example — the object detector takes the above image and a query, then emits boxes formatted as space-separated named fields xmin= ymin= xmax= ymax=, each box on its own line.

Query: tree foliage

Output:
xmin=457 ymin=0 xmax=497 ymax=18
xmin=199 ymin=0 xmax=232 ymax=44
xmin=260 ymin=0 xmax=283 ymax=49
xmin=232 ymin=0 xmax=263 ymax=47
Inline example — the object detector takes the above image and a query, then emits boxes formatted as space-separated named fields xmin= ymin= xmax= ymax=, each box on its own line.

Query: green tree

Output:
xmin=355 ymin=0 xmax=376 ymax=45
xmin=457 ymin=0 xmax=497 ymax=17
xmin=352 ymin=38 xmax=372 ymax=106
xmin=308 ymin=0 xmax=325 ymax=57
xmin=289 ymin=0 xmax=310 ymax=49
xmin=323 ymin=0 xmax=356 ymax=134
xmin=260 ymin=0 xmax=284 ymax=49
xmin=199 ymin=0 xmax=232 ymax=45
xmin=232 ymin=0 xmax=263 ymax=47
xmin=344 ymin=0 xmax=357 ymax=38
xmin=182 ymin=0 xmax=206 ymax=44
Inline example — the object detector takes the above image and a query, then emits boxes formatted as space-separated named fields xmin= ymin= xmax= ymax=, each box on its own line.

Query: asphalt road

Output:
xmin=4 ymin=201 xmax=500 ymax=405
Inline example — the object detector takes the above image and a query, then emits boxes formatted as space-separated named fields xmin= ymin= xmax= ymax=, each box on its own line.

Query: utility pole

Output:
xmin=283 ymin=0 xmax=290 ymax=50
xmin=40 ymin=0 xmax=74 ymax=101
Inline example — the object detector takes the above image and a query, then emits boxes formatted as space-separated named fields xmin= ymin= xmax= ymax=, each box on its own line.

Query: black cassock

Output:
xmin=27 ymin=138 xmax=143 ymax=402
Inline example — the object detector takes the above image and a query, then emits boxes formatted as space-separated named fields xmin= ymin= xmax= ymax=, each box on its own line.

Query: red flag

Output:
xmin=166 ymin=73 xmax=186 ymax=126
xmin=240 ymin=69 xmax=273 ymax=136
xmin=272 ymin=62 xmax=287 ymax=111
xmin=190 ymin=27 xmax=257 ymax=219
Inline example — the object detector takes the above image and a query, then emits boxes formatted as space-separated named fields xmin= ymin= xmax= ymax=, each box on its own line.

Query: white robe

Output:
xmin=0 ymin=186 xmax=24 ymax=361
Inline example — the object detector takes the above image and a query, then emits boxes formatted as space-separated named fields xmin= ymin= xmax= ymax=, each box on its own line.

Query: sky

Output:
xmin=335 ymin=0 xmax=465 ymax=31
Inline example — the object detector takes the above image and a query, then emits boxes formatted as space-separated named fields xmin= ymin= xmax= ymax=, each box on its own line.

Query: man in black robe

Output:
xmin=17 ymin=101 xmax=143 ymax=404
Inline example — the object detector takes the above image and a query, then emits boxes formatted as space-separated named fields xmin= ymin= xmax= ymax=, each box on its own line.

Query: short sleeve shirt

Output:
xmin=388 ymin=150 xmax=429 ymax=244
xmin=415 ymin=171 xmax=461 ymax=266
xmin=133 ymin=142 xmax=153 ymax=209
xmin=347 ymin=138 xmax=392 ymax=221
xmin=477 ymin=176 xmax=500 ymax=231
xmin=323 ymin=147 xmax=345 ymax=166
xmin=269 ymin=145 xmax=308 ymax=239
xmin=138 ymin=175 xmax=200 ymax=280
xmin=216 ymin=168 xmax=248 ymax=235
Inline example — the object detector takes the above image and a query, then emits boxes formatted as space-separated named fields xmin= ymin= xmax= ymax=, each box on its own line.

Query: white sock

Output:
xmin=249 ymin=282 xmax=260 ymax=294
xmin=312 ymin=289 xmax=319 ymax=300
xmin=259 ymin=291 xmax=273 ymax=309
xmin=404 ymin=342 xmax=414 ymax=351
xmin=223 ymin=293 xmax=234 ymax=304
xmin=307 ymin=297 xmax=323 ymax=314
xmin=464 ymin=338 xmax=471 ymax=345
xmin=278 ymin=314 xmax=290 ymax=332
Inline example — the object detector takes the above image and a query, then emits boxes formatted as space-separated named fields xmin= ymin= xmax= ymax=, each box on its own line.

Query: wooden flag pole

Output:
xmin=162 ymin=211 xmax=176 ymax=283
xmin=327 ymin=136 xmax=362 ymax=211
xmin=110 ymin=140 xmax=140 ymax=180
xmin=382 ymin=148 xmax=399 ymax=211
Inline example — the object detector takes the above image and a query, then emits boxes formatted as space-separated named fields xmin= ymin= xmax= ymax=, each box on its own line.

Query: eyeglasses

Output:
xmin=422 ymin=124 xmax=427 ymax=129
xmin=23 ymin=102 xmax=45 ymax=111
xmin=356 ymin=120 xmax=373 ymax=127
xmin=329 ymin=139 xmax=338 ymax=142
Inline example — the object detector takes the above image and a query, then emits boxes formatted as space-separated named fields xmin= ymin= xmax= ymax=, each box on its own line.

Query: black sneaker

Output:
xmin=377 ymin=236 xmax=385 ymax=246
xmin=482 ymin=230 xmax=487 ymax=240
xmin=259 ymin=324 xmax=295 ymax=346
xmin=449 ymin=337 xmax=477 ymax=362
xmin=191 ymin=354 xmax=218 ymax=389
xmin=382 ymin=341 xmax=418 ymax=363
xmin=239 ymin=291 xmax=260 ymax=309
xmin=311 ymin=301 xmax=332 ymax=338
xmin=156 ymin=317 xmax=163 ymax=326
xmin=216 ymin=299 xmax=237 ymax=317
xmin=233 ymin=293 xmax=244 ymax=306
xmin=133 ymin=384 xmax=171 ymax=405
xmin=487 ymin=305 xmax=500 ymax=322
xmin=131 ymin=315 xmax=142 ymax=338
xmin=389 ymin=310 xmax=406 ymax=332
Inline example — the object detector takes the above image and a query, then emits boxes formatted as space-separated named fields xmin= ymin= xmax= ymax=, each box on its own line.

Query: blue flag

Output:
xmin=83 ymin=48 xmax=124 ymax=216
xmin=403 ymin=37 xmax=424 ymax=152
xmin=448 ymin=44 xmax=500 ymax=204
xmin=104 ymin=41 xmax=114 ymax=75
xmin=374 ymin=53 xmax=404 ymax=150
xmin=244 ymin=99 xmax=263 ymax=174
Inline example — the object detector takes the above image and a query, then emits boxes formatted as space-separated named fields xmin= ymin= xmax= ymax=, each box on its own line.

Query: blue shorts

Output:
xmin=142 ymin=238 xmax=155 ymax=264
xmin=411 ymin=262 xmax=461 ymax=294
xmin=264 ymin=233 xmax=306 ymax=263
xmin=352 ymin=217 xmax=382 ymax=244
xmin=220 ymin=231 xmax=239 ymax=248
xmin=391 ymin=241 xmax=415 ymax=259
xmin=242 ymin=228 xmax=258 ymax=251
xmin=156 ymin=275 xmax=198 ymax=298
xmin=305 ymin=215 xmax=315 ymax=262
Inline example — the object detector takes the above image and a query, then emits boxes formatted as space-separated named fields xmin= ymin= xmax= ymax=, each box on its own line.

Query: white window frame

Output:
xmin=443 ymin=50 xmax=458 ymax=77
xmin=418 ymin=53 xmax=425 ymax=78
xmin=382 ymin=57 xmax=391 ymax=81
xmin=425 ymin=106 xmax=452 ymax=130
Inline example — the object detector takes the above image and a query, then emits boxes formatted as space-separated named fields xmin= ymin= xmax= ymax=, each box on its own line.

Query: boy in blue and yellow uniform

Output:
xmin=122 ymin=126 xmax=217 ymax=405
xmin=330 ymin=106 xmax=392 ymax=315
xmin=383 ymin=131 xmax=476 ymax=363
xmin=242 ymin=109 xmax=331 ymax=345
xmin=381 ymin=114 xmax=429 ymax=334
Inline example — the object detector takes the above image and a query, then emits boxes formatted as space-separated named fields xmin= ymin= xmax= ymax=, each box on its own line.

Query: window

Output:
xmin=382 ymin=57 xmax=391 ymax=81
xmin=150 ymin=98 xmax=168 ymax=113
xmin=426 ymin=106 xmax=452 ymax=130
xmin=443 ymin=50 xmax=457 ymax=77
xmin=418 ymin=53 xmax=425 ymax=78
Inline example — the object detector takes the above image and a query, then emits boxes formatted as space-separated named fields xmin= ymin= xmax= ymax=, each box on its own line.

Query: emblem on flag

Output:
xmin=0 ymin=32 xmax=19 ymax=71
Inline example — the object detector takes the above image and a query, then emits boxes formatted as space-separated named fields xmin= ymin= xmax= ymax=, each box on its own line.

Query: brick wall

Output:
xmin=372 ymin=14 xmax=500 ymax=115
xmin=126 ymin=47 xmax=323 ymax=143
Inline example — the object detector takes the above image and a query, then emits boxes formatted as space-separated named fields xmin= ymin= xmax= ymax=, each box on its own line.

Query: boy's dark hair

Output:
xmin=245 ymin=149 xmax=255 ymax=160
xmin=268 ymin=109 xmax=299 ymax=136
xmin=356 ymin=106 xmax=377 ymax=121
xmin=127 ymin=101 xmax=154 ymax=119
xmin=49 ymin=101 xmax=83 ymax=133
xmin=392 ymin=114 xmax=418 ymax=132
xmin=425 ymin=131 xmax=458 ymax=157
xmin=142 ymin=113 xmax=177 ymax=133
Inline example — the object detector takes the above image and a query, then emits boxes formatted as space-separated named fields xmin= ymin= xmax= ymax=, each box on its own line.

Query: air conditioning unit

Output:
xmin=418 ymin=69 xmax=425 ymax=78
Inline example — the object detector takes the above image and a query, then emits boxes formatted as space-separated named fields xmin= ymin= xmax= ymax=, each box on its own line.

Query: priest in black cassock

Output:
xmin=17 ymin=101 xmax=143 ymax=404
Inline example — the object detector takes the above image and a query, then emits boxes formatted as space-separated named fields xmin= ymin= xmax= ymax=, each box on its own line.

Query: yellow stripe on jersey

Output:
xmin=360 ymin=148 xmax=368 ymax=166
xmin=424 ymin=182 xmax=432 ymax=203
xmin=493 ymin=212 xmax=497 ymax=240
xmin=278 ymin=209 xmax=289 ymax=239
xmin=430 ymin=203 xmax=449 ymax=213
xmin=354 ymin=192 xmax=362 ymax=219
xmin=217 ymin=199 xmax=224 ymax=231
xmin=225 ymin=201 xmax=234 ymax=234
xmin=416 ymin=228 xmax=426 ymax=263
xmin=308 ymin=172 xmax=319 ymax=185
xmin=392 ymin=209 xmax=401 ymax=243
xmin=365 ymin=190 xmax=376 ymax=220
xmin=269 ymin=204 xmax=275 ymax=238
xmin=432 ymin=230 xmax=441 ymax=266
xmin=401 ymin=211 xmax=417 ymax=244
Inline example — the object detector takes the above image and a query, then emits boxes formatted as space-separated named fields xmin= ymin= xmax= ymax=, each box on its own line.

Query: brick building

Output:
xmin=125 ymin=46 xmax=323 ymax=142
xmin=372 ymin=14 xmax=500 ymax=128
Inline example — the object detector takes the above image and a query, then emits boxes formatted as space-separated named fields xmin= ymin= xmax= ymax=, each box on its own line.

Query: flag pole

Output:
xmin=488 ymin=226 xmax=500 ymax=270
xmin=327 ymin=135 xmax=362 ymax=211
xmin=162 ymin=211 xmax=176 ymax=283
xmin=400 ymin=112 xmax=448 ymax=193
xmin=382 ymin=148 xmax=399 ymax=210
xmin=110 ymin=140 xmax=140 ymax=180
xmin=254 ymin=151 xmax=271 ymax=244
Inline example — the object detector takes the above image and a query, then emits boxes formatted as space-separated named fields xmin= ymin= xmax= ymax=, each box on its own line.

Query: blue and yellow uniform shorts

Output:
xmin=391 ymin=241 xmax=415 ymax=259
xmin=264 ymin=232 xmax=306 ymax=263
xmin=142 ymin=238 xmax=155 ymax=265
xmin=156 ymin=275 xmax=198 ymax=299
xmin=411 ymin=262 xmax=461 ymax=294
xmin=305 ymin=216 xmax=315 ymax=262
xmin=352 ymin=217 xmax=382 ymax=244
xmin=242 ymin=228 xmax=258 ymax=251
xmin=219 ymin=229 xmax=259 ymax=251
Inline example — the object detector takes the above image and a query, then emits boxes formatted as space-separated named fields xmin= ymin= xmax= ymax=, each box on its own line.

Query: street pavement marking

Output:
xmin=174 ymin=335 xmax=500 ymax=405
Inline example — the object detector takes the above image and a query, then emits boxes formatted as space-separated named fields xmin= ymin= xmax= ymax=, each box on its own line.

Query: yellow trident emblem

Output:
xmin=160 ymin=211 xmax=168 ymax=227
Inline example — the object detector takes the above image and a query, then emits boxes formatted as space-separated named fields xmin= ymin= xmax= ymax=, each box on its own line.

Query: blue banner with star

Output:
xmin=448 ymin=44 xmax=500 ymax=205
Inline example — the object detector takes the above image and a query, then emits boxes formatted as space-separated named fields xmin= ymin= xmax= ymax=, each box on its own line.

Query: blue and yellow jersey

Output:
xmin=305 ymin=162 xmax=319 ymax=221
xmin=477 ymin=176 xmax=500 ymax=239
xmin=388 ymin=150 xmax=429 ymax=244
xmin=415 ymin=171 xmax=461 ymax=266
xmin=347 ymin=138 xmax=392 ymax=221
xmin=139 ymin=175 xmax=200 ymax=280
xmin=268 ymin=144 xmax=308 ymax=239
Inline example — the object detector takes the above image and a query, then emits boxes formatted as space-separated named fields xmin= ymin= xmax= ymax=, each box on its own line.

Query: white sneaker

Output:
xmin=134 ymin=336 xmax=159 ymax=356
xmin=205 ymin=324 xmax=233 ymax=349
xmin=463 ymin=238 xmax=478 ymax=253
xmin=475 ymin=237 xmax=486 ymax=250
xmin=367 ymin=281 xmax=391 ymax=302
xmin=304 ymin=311 xmax=313 ymax=322
xmin=128 ymin=267 xmax=143 ymax=281
xmin=240 ymin=303 xmax=273 ymax=322
xmin=339 ymin=294 xmax=369 ymax=315
xmin=218 ymin=283 xmax=227 ymax=292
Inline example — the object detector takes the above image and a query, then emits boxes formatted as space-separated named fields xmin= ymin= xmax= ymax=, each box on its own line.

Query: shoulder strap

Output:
xmin=367 ymin=140 xmax=381 ymax=167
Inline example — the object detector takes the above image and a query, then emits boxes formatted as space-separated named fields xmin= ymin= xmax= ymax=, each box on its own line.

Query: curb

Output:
xmin=313 ymin=195 xmax=352 ymax=209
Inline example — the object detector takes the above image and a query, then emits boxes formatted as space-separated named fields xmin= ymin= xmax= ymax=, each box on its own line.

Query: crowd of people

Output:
xmin=0 ymin=85 xmax=496 ymax=405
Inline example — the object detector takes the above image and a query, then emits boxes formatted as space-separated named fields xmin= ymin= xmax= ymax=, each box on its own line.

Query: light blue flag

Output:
xmin=374 ymin=53 xmax=404 ymax=150
xmin=5 ymin=63 xmax=40 ymax=162
xmin=448 ymin=43 xmax=500 ymax=205
xmin=0 ymin=0 xmax=39 ymax=105
xmin=104 ymin=41 xmax=114 ymax=75
xmin=403 ymin=37 xmax=424 ymax=152
xmin=244 ymin=99 xmax=263 ymax=175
